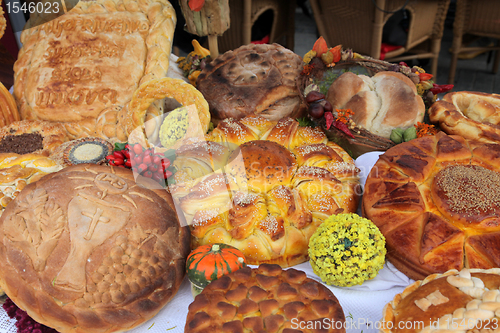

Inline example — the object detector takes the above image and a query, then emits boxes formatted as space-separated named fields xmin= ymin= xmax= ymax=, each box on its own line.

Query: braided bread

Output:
xmin=0 ymin=0 xmax=5 ymax=40
xmin=0 ymin=82 xmax=20 ymax=128
xmin=171 ymin=116 xmax=360 ymax=267
xmin=13 ymin=0 xmax=176 ymax=141
xmin=429 ymin=91 xmax=500 ymax=143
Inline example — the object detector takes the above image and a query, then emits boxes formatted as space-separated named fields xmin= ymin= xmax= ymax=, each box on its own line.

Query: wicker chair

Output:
xmin=217 ymin=0 xmax=296 ymax=54
xmin=448 ymin=0 xmax=500 ymax=84
xmin=309 ymin=0 xmax=450 ymax=77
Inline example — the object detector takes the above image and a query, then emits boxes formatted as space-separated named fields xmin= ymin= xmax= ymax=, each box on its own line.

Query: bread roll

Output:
xmin=326 ymin=71 xmax=425 ymax=138
xmin=429 ymin=91 xmax=500 ymax=143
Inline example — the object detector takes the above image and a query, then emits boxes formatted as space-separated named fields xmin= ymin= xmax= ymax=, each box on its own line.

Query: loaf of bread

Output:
xmin=14 ymin=0 xmax=176 ymax=141
xmin=0 ymin=164 xmax=190 ymax=333
xmin=363 ymin=132 xmax=500 ymax=280
xmin=0 ymin=153 xmax=61 ymax=216
xmin=326 ymin=71 xmax=425 ymax=138
xmin=382 ymin=268 xmax=500 ymax=333
xmin=171 ymin=116 xmax=360 ymax=267
xmin=196 ymin=44 xmax=305 ymax=124
xmin=0 ymin=82 xmax=20 ymax=128
xmin=0 ymin=0 xmax=5 ymax=40
xmin=0 ymin=120 xmax=69 ymax=155
xmin=185 ymin=264 xmax=345 ymax=333
xmin=429 ymin=91 xmax=500 ymax=143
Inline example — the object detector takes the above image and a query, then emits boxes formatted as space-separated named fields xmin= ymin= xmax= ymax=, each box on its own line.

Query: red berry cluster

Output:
xmin=106 ymin=143 xmax=174 ymax=184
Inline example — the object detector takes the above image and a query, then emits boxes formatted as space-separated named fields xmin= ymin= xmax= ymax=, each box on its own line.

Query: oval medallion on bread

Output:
xmin=429 ymin=91 xmax=500 ymax=143
xmin=185 ymin=263 xmax=346 ymax=333
xmin=0 ymin=164 xmax=190 ymax=333
xmin=363 ymin=132 xmax=500 ymax=280
xmin=196 ymin=44 xmax=305 ymax=123
xmin=381 ymin=268 xmax=500 ymax=333
xmin=171 ymin=116 xmax=360 ymax=267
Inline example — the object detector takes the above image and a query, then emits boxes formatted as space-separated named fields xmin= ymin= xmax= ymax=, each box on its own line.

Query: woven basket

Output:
xmin=297 ymin=56 xmax=433 ymax=158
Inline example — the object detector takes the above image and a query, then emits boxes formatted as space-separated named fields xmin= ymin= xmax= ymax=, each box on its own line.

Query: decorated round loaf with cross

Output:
xmin=0 ymin=164 xmax=190 ymax=333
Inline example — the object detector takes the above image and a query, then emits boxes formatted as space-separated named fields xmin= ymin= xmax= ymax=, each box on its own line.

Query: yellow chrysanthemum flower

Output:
xmin=308 ymin=213 xmax=386 ymax=287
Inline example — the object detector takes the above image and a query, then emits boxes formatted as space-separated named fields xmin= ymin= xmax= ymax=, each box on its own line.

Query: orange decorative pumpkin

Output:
xmin=186 ymin=243 xmax=246 ymax=296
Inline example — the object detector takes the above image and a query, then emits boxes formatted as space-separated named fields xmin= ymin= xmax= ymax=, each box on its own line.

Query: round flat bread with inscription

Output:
xmin=185 ymin=264 xmax=346 ymax=333
xmin=362 ymin=131 xmax=500 ymax=280
xmin=14 ymin=0 xmax=177 ymax=141
xmin=0 ymin=164 xmax=190 ymax=333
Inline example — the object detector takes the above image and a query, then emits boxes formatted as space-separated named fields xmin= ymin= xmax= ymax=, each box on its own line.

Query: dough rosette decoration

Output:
xmin=308 ymin=213 xmax=386 ymax=287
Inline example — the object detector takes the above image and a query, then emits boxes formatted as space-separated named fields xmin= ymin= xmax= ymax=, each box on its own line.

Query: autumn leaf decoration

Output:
xmin=188 ymin=0 xmax=205 ymax=11
xmin=305 ymin=37 xmax=343 ymax=66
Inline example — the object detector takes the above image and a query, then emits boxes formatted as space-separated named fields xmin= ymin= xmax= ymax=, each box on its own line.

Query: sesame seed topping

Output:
xmin=436 ymin=165 xmax=500 ymax=217
xmin=192 ymin=208 xmax=219 ymax=226
xmin=260 ymin=215 xmax=279 ymax=234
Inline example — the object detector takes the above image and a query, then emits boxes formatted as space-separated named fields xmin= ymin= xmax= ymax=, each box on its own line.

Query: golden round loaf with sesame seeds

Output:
xmin=363 ymin=131 xmax=500 ymax=281
xmin=0 ymin=164 xmax=190 ymax=333
xmin=171 ymin=116 xmax=360 ymax=267
xmin=381 ymin=268 xmax=500 ymax=333
xmin=196 ymin=44 xmax=305 ymax=124
xmin=185 ymin=263 xmax=346 ymax=333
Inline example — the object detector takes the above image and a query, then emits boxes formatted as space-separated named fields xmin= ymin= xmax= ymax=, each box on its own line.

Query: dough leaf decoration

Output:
xmin=4 ymin=188 xmax=65 ymax=271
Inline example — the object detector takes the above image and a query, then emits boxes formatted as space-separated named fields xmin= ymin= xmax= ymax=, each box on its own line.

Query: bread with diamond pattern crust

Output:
xmin=185 ymin=264 xmax=346 ymax=333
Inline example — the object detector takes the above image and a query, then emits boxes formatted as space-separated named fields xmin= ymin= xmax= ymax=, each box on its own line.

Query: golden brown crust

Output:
xmin=122 ymin=78 xmax=210 ymax=144
xmin=172 ymin=117 xmax=360 ymax=267
xmin=429 ymin=91 xmax=500 ymax=143
xmin=326 ymin=71 xmax=425 ymax=139
xmin=0 ymin=153 xmax=62 ymax=216
xmin=382 ymin=268 xmax=500 ymax=333
xmin=0 ymin=0 xmax=5 ymax=40
xmin=197 ymin=44 xmax=305 ymax=123
xmin=0 ymin=82 xmax=20 ymax=128
xmin=185 ymin=264 xmax=346 ymax=333
xmin=363 ymin=132 xmax=500 ymax=280
xmin=0 ymin=164 xmax=190 ymax=333
xmin=13 ymin=0 xmax=176 ymax=141
xmin=0 ymin=120 xmax=69 ymax=155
